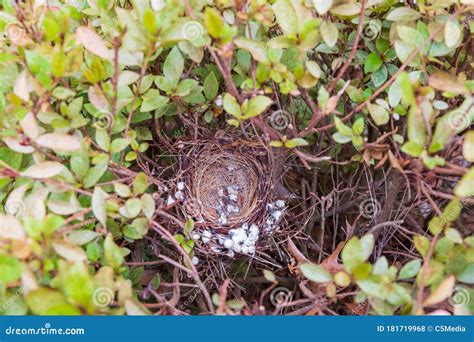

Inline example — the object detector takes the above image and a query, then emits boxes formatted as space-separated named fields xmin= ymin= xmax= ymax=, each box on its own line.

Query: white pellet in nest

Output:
xmin=227 ymin=204 xmax=240 ymax=213
xmin=275 ymin=200 xmax=285 ymax=208
xmin=191 ymin=233 xmax=201 ymax=241
xmin=177 ymin=182 xmax=185 ymax=190
xmin=218 ymin=213 xmax=227 ymax=225
xmin=224 ymin=239 xmax=234 ymax=249
xmin=272 ymin=210 xmax=283 ymax=222
xmin=175 ymin=190 xmax=185 ymax=201
xmin=191 ymin=256 xmax=199 ymax=265
xmin=166 ymin=195 xmax=176 ymax=205
xmin=227 ymin=185 xmax=239 ymax=195
xmin=202 ymin=230 xmax=212 ymax=243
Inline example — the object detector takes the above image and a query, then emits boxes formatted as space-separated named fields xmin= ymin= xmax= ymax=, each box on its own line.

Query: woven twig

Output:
xmin=177 ymin=137 xmax=274 ymax=229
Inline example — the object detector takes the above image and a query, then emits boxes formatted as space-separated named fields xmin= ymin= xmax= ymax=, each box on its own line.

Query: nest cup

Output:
xmin=179 ymin=139 xmax=273 ymax=228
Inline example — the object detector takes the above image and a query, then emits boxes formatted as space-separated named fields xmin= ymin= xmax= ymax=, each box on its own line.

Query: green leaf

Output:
xmin=371 ymin=65 xmax=388 ymax=88
xmin=334 ymin=117 xmax=353 ymax=136
xmin=243 ymin=96 xmax=272 ymax=118
xmin=141 ymin=194 xmax=156 ymax=220
xmin=273 ymin=0 xmax=298 ymax=37
xmin=68 ymin=230 xmax=99 ymax=246
xmin=446 ymin=228 xmax=463 ymax=244
xmin=284 ymin=138 xmax=309 ymax=148
xmin=341 ymin=237 xmax=365 ymax=273
xmin=414 ymin=235 xmax=430 ymax=257
xmin=463 ymin=131 xmax=474 ymax=162
xmin=356 ymin=279 xmax=386 ymax=299
xmin=444 ymin=20 xmax=461 ymax=48
xmin=110 ymin=138 xmax=130 ymax=154
xmin=204 ymin=7 xmax=224 ymax=39
xmin=397 ymin=72 xmax=415 ymax=106
xmin=0 ymin=254 xmax=22 ymax=284
xmin=428 ymin=216 xmax=443 ymax=235
xmin=263 ymin=270 xmax=276 ymax=283
xmin=26 ymin=288 xmax=81 ymax=315
xmin=320 ymin=20 xmax=338 ymax=47
xmin=442 ymin=199 xmax=462 ymax=223
xmin=300 ymin=263 xmax=332 ymax=283
xmin=203 ymin=71 xmax=219 ymax=100
xmin=373 ymin=257 xmax=388 ymax=275
xmin=407 ymin=106 xmax=427 ymax=146
xmin=458 ymin=264 xmax=474 ymax=284
xmin=398 ymin=259 xmax=421 ymax=279
xmin=367 ymin=103 xmax=389 ymax=126
xmin=123 ymin=198 xmax=142 ymax=218
xmin=223 ymin=93 xmax=241 ymax=117
xmin=394 ymin=40 xmax=416 ymax=67
xmin=133 ymin=172 xmax=148 ymax=194
xmin=386 ymin=7 xmax=421 ymax=21
xmin=269 ymin=140 xmax=284 ymax=147
xmin=360 ymin=234 xmax=375 ymax=260
xmin=176 ymin=79 xmax=199 ymax=97
xmin=332 ymin=132 xmax=352 ymax=144
xmin=313 ymin=0 xmax=333 ymax=15
xmin=334 ymin=271 xmax=351 ymax=287
xmin=61 ymin=262 xmax=94 ymax=310
xmin=92 ymin=186 xmax=108 ymax=229
xmin=163 ymin=47 xmax=184 ymax=89
xmin=330 ymin=3 xmax=361 ymax=17
xmin=401 ymin=141 xmax=423 ymax=157
xmin=364 ymin=53 xmax=382 ymax=74
xmin=454 ymin=168 xmax=474 ymax=197
xmin=104 ymin=234 xmax=124 ymax=269
xmin=352 ymin=117 xmax=365 ymax=135
xmin=234 ymin=38 xmax=269 ymax=64
xmin=140 ymin=89 xmax=169 ymax=112
xmin=83 ymin=162 xmax=108 ymax=188
xmin=96 ymin=129 xmax=110 ymax=152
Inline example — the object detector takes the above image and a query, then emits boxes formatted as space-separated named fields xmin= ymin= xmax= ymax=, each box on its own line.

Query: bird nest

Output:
xmin=165 ymin=137 xmax=288 ymax=260
xmin=179 ymin=138 xmax=273 ymax=227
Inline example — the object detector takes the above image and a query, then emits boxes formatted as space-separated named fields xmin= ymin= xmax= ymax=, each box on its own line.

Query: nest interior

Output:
xmin=179 ymin=138 xmax=274 ymax=228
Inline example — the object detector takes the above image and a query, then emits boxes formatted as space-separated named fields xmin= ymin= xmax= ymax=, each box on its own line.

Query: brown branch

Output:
xmin=327 ymin=0 xmax=367 ymax=93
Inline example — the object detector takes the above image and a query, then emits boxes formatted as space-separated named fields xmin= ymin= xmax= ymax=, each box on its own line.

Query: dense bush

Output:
xmin=0 ymin=0 xmax=473 ymax=315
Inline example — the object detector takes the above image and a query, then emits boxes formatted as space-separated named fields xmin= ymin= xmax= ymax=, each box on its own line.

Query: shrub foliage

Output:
xmin=0 ymin=0 xmax=473 ymax=315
